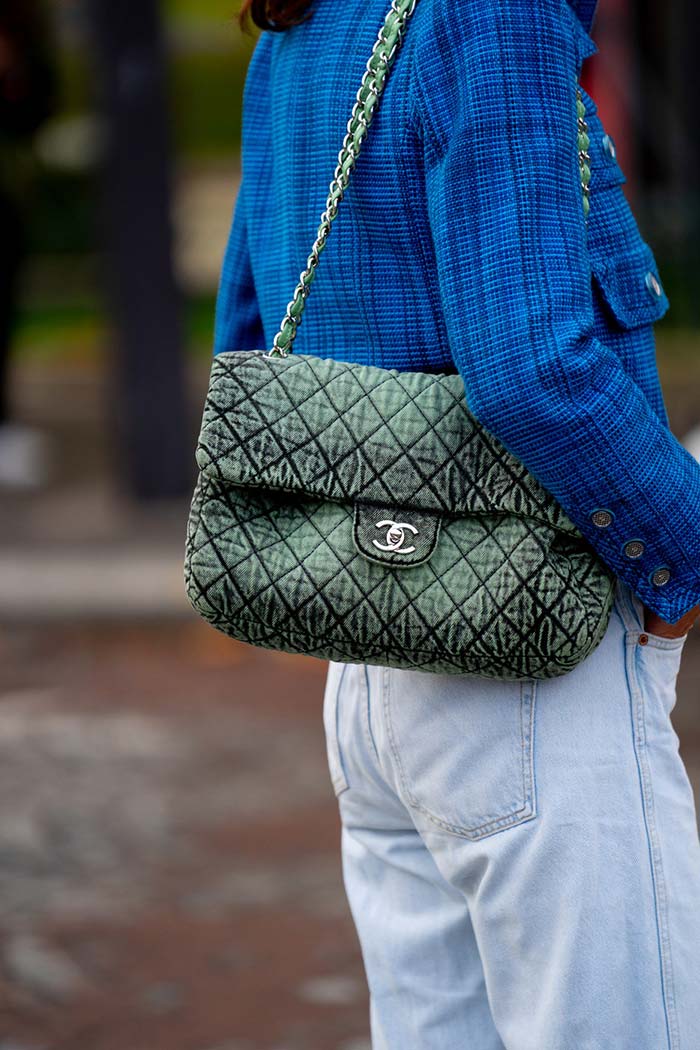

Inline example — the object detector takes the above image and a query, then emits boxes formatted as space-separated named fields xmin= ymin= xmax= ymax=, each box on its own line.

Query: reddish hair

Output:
xmin=238 ymin=0 xmax=314 ymax=31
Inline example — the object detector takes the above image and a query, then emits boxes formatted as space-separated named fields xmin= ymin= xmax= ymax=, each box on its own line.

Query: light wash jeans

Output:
xmin=321 ymin=577 xmax=700 ymax=1049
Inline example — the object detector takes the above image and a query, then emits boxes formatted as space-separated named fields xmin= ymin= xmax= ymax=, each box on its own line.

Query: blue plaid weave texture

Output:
xmin=214 ymin=0 xmax=700 ymax=622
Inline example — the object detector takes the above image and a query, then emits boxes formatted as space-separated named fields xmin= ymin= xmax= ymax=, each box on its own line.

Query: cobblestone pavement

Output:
xmin=1 ymin=619 xmax=699 ymax=1050
xmin=0 ymin=622 xmax=370 ymax=1050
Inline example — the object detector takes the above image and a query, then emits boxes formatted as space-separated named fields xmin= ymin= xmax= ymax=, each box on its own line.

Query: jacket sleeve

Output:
xmin=214 ymin=184 xmax=265 ymax=355
xmin=416 ymin=0 xmax=700 ymax=622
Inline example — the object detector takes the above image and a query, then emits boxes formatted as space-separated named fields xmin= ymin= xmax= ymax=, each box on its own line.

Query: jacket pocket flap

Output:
xmin=591 ymin=137 xmax=627 ymax=191
xmin=590 ymin=242 xmax=670 ymax=329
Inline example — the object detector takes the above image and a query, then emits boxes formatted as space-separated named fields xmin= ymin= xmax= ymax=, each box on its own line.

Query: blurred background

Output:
xmin=0 ymin=1 xmax=699 ymax=1048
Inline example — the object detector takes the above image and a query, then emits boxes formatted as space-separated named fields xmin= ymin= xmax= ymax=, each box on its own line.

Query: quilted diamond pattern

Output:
xmin=196 ymin=352 xmax=586 ymax=534
xmin=185 ymin=351 xmax=617 ymax=679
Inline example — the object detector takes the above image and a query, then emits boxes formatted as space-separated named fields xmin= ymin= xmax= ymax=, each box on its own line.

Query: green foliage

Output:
xmin=169 ymin=43 xmax=256 ymax=157
xmin=27 ymin=170 xmax=95 ymax=255
xmin=166 ymin=0 xmax=244 ymax=22
xmin=22 ymin=5 xmax=255 ymax=264
xmin=50 ymin=1 xmax=257 ymax=156
xmin=15 ymin=293 xmax=217 ymax=362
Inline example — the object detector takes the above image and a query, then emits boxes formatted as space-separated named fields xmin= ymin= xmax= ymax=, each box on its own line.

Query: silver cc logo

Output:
xmin=372 ymin=519 xmax=419 ymax=555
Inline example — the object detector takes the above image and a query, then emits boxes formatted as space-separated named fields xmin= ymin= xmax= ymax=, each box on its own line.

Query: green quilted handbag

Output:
xmin=184 ymin=0 xmax=616 ymax=680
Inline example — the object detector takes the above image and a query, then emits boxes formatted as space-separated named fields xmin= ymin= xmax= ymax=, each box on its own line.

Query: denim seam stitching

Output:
xmin=331 ymin=664 xmax=350 ymax=795
xmin=522 ymin=680 xmax=538 ymax=824
xmin=383 ymin=673 xmax=536 ymax=840
xmin=363 ymin=664 xmax=381 ymax=766
xmin=625 ymin=636 xmax=679 ymax=1049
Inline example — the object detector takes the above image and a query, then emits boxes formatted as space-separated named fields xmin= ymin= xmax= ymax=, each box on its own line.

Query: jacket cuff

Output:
xmin=576 ymin=504 xmax=700 ymax=622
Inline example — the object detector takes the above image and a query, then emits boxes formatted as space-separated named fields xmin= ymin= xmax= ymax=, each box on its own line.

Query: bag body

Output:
xmin=185 ymin=351 xmax=616 ymax=679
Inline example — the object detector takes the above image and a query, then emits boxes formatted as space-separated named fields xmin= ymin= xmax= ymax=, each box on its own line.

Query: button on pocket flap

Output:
xmin=590 ymin=243 xmax=670 ymax=329
xmin=572 ymin=83 xmax=626 ymax=192
xmin=591 ymin=134 xmax=627 ymax=191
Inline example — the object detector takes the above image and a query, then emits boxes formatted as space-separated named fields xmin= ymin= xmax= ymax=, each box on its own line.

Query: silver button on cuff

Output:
xmin=651 ymin=567 xmax=671 ymax=587
xmin=645 ymin=271 xmax=662 ymax=298
xmin=623 ymin=539 xmax=645 ymax=559
xmin=591 ymin=509 xmax=614 ymax=528
xmin=602 ymin=133 xmax=616 ymax=161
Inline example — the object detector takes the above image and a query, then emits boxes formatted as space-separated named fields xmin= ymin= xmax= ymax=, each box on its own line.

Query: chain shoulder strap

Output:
xmin=576 ymin=84 xmax=591 ymax=221
xmin=268 ymin=0 xmax=418 ymax=357
xmin=268 ymin=1 xmax=588 ymax=357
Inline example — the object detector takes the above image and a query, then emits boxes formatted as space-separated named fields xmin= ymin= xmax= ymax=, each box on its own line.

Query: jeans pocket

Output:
xmin=621 ymin=578 xmax=690 ymax=651
xmin=322 ymin=661 xmax=351 ymax=797
xmin=383 ymin=668 xmax=537 ymax=840
xmin=637 ymin=635 xmax=687 ymax=720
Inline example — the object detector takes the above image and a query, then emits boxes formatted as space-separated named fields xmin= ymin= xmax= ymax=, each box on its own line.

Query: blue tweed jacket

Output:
xmin=214 ymin=0 xmax=700 ymax=623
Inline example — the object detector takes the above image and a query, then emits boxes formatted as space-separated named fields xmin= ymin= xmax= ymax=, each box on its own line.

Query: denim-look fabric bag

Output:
xmin=184 ymin=0 xmax=616 ymax=680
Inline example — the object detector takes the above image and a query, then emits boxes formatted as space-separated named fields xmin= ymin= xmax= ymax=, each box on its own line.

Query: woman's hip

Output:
xmin=322 ymin=574 xmax=696 ymax=848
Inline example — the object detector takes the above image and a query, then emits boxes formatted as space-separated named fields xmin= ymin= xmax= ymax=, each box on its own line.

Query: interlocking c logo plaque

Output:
xmin=372 ymin=519 xmax=419 ymax=555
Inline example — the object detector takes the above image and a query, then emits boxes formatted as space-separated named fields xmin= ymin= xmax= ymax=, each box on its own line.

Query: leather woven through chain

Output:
xmin=184 ymin=352 xmax=616 ymax=680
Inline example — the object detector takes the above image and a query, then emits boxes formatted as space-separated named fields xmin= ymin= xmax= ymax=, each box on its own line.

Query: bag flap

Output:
xmin=196 ymin=351 xmax=583 ymax=537
xmin=590 ymin=241 xmax=670 ymax=329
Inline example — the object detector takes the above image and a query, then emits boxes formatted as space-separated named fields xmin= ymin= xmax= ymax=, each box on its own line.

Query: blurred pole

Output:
xmin=86 ymin=0 xmax=190 ymax=500
xmin=666 ymin=0 xmax=700 ymax=325
xmin=632 ymin=0 xmax=700 ymax=324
